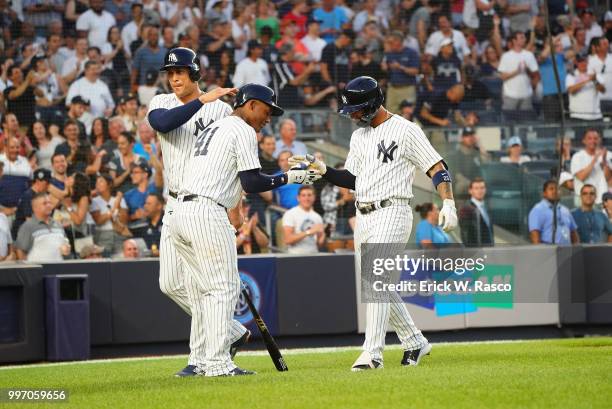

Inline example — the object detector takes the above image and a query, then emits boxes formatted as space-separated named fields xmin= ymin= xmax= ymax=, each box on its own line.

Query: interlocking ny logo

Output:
xmin=377 ymin=140 xmax=398 ymax=163
xmin=168 ymin=53 xmax=178 ymax=63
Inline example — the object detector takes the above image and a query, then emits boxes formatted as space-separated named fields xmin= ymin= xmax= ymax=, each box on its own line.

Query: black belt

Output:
xmin=356 ymin=199 xmax=393 ymax=215
xmin=182 ymin=194 xmax=225 ymax=209
xmin=169 ymin=190 xmax=178 ymax=199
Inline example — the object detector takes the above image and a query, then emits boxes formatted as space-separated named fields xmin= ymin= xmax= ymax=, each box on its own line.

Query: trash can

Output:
xmin=45 ymin=274 xmax=90 ymax=361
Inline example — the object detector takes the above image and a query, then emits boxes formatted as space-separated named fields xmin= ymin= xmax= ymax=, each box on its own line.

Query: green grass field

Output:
xmin=1 ymin=338 xmax=611 ymax=409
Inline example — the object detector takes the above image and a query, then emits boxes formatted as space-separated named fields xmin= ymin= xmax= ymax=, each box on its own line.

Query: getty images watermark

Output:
xmin=361 ymin=244 xmax=514 ymax=303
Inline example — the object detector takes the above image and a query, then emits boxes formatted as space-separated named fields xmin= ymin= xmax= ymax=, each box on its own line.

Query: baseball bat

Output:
xmin=241 ymin=288 xmax=288 ymax=372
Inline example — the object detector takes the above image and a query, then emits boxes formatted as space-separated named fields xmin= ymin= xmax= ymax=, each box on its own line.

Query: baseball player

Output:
xmin=290 ymin=76 xmax=458 ymax=370
xmin=147 ymin=47 xmax=248 ymax=377
xmin=171 ymin=84 xmax=320 ymax=376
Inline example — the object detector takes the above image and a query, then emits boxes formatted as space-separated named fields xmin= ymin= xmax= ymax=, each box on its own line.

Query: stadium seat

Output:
xmin=521 ymin=160 xmax=558 ymax=176
xmin=480 ymin=163 xmax=523 ymax=231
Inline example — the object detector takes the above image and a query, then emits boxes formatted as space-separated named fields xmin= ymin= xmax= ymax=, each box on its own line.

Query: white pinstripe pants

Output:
xmin=355 ymin=203 xmax=427 ymax=362
xmin=160 ymin=197 xmax=245 ymax=370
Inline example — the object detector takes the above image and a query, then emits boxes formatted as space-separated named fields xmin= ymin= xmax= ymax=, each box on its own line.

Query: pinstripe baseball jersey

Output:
xmin=147 ymin=93 xmax=233 ymax=193
xmin=345 ymin=115 xmax=442 ymax=202
xmin=181 ymin=116 xmax=261 ymax=208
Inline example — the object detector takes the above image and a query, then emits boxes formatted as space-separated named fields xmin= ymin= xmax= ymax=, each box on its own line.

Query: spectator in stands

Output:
xmin=447 ymin=127 xmax=489 ymax=201
xmin=0 ymin=136 xmax=33 ymax=178
xmin=302 ymin=17 xmax=327 ymax=63
xmin=79 ymin=243 xmax=104 ymax=259
xmin=0 ymin=113 xmax=32 ymax=156
xmin=499 ymin=0 xmax=535 ymax=33
xmin=580 ymin=8 xmax=603 ymax=45
xmin=603 ymin=192 xmax=612 ymax=223
xmin=459 ymin=177 xmax=494 ymax=247
xmin=425 ymin=14 xmax=471 ymax=63
xmin=233 ymin=40 xmax=271 ymax=88
xmin=117 ymin=93 xmax=139 ymax=134
xmin=104 ymin=116 xmax=126 ymax=153
xmin=61 ymin=38 xmax=89 ymax=84
xmin=232 ymin=4 xmax=255 ymax=63
xmin=275 ymin=20 xmax=309 ymax=74
xmin=415 ymin=202 xmax=451 ymax=248
xmin=480 ymin=45 xmax=502 ymax=79
xmin=431 ymin=38 xmax=462 ymax=93
xmin=320 ymin=161 xmax=354 ymax=235
xmin=259 ymin=134 xmax=280 ymax=174
xmin=121 ymin=238 xmax=140 ymax=258
xmin=320 ymin=28 xmax=354 ymax=88
xmin=55 ymin=172 xmax=91 ymax=252
xmin=282 ymin=0 xmax=309 ymax=39
xmin=30 ymin=121 xmax=63 ymax=169
xmin=66 ymin=61 xmax=115 ymax=118
xmin=137 ymin=70 xmax=161 ymax=107
xmin=124 ymin=162 xmax=162 ymax=236
xmin=313 ymin=0 xmax=348 ymax=44
xmin=108 ymin=132 xmax=145 ymax=193
xmin=419 ymin=83 xmax=465 ymax=126
xmin=498 ymin=31 xmax=539 ymax=112
xmin=382 ymin=31 xmax=420 ymax=112
xmin=408 ymin=0 xmax=442 ymax=50
xmin=136 ymin=192 xmax=164 ymax=256
xmin=76 ymin=0 xmax=116 ymax=49
xmin=273 ymin=43 xmax=317 ymax=108
xmin=274 ymin=119 xmax=307 ymax=158
xmin=528 ymin=180 xmax=578 ymax=245
xmin=236 ymin=195 xmax=269 ymax=255
xmin=567 ymin=53 xmax=605 ymax=121
xmin=48 ymin=152 xmax=69 ymax=197
xmin=282 ymin=185 xmax=325 ymax=254
xmin=90 ymin=117 xmax=110 ymax=155
xmin=4 ymin=66 xmax=39 ymax=127
xmin=30 ymin=55 xmax=66 ymax=125
xmin=255 ymin=0 xmax=280 ymax=43
xmin=54 ymin=119 xmax=82 ymax=166
xmin=12 ymin=167 xmax=51 ymax=237
xmin=538 ymin=36 xmax=568 ymax=122
xmin=274 ymin=150 xmax=301 ymax=209
xmin=587 ymin=37 xmax=612 ymax=114
xmin=15 ymin=192 xmax=71 ymax=261
xmin=500 ymin=136 xmax=531 ymax=165
xmin=572 ymin=184 xmax=612 ymax=243
xmin=134 ymin=121 xmax=158 ymax=161
xmin=90 ymin=173 xmax=129 ymax=256
xmin=131 ymin=24 xmax=166 ymax=92
xmin=121 ymin=2 xmax=145 ymax=58
xmin=0 ymin=203 xmax=14 ymax=261
xmin=399 ymin=100 xmax=421 ymax=125
xmin=571 ymin=129 xmax=611 ymax=206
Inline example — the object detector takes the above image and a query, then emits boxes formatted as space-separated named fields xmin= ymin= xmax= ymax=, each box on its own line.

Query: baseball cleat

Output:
xmin=175 ymin=365 xmax=198 ymax=377
xmin=401 ymin=342 xmax=432 ymax=366
xmin=351 ymin=351 xmax=383 ymax=371
xmin=230 ymin=330 xmax=251 ymax=359
xmin=222 ymin=367 xmax=256 ymax=376
xmin=351 ymin=360 xmax=382 ymax=372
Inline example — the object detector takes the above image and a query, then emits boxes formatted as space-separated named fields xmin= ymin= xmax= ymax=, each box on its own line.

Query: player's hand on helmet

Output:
xmin=438 ymin=199 xmax=458 ymax=232
xmin=288 ymin=154 xmax=327 ymax=175
xmin=286 ymin=168 xmax=322 ymax=185
xmin=199 ymin=87 xmax=239 ymax=104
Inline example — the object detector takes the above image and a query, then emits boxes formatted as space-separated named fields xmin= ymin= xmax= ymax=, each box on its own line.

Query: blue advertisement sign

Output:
xmin=235 ymin=257 xmax=279 ymax=335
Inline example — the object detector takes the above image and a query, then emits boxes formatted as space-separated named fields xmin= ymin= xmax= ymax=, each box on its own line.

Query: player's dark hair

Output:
xmin=415 ymin=202 xmax=434 ymax=219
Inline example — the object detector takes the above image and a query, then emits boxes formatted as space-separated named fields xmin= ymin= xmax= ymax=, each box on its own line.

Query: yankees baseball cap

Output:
xmin=33 ymin=168 xmax=51 ymax=182
xmin=132 ymin=162 xmax=151 ymax=176
xmin=248 ymin=39 xmax=263 ymax=50
xmin=119 ymin=93 xmax=138 ymax=105
xmin=399 ymin=99 xmax=414 ymax=109
xmin=603 ymin=192 xmax=612 ymax=202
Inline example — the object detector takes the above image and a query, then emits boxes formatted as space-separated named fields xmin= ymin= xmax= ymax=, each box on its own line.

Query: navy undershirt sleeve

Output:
xmin=239 ymin=168 xmax=287 ymax=193
xmin=324 ymin=167 xmax=356 ymax=190
xmin=148 ymin=98 xmax=204 ymax=133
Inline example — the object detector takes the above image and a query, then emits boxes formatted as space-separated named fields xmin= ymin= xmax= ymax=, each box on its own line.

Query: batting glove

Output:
xmin=288 ymin=154 xmax=327 ymax=175
xmin=286 ymin=168 xmax=322 ymax=185
xmin=438 ymin=199 xmax=458 ymax=232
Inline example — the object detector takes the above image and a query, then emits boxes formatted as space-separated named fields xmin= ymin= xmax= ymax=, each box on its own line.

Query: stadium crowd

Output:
xmin=1 ymin=0 xmax=612 ymax=262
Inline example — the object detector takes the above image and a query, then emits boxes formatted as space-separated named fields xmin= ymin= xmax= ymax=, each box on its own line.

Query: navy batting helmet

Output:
xmin=233 ymin=84 xmax=284 ymax=117
xmin=338 ymin=76 xmax=384 ymax=127
xmin=160 ymin=47 xmax=200 ymax=81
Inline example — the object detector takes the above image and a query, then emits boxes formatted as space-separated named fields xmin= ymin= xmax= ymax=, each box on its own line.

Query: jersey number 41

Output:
xmin=194 ymin=126 xmax=219 ymax=157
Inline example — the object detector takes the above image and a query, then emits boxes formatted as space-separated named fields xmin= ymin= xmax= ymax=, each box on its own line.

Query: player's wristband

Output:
xmin=432 ymin=169 xmax=452 ymax=189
